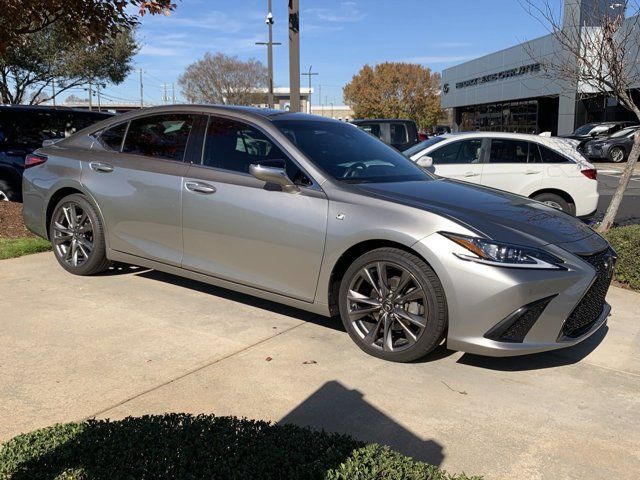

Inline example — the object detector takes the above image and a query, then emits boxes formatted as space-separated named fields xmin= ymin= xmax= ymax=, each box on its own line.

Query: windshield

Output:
xmin=610 ymin=126 xmax=639 ymax=138
xmin=403 ymin=136 xmax=447 ymax=157
xmin=273 ymin=120 xmax=429 ymax=183
xmin=572 ymin=123 xmax=597 ymax=135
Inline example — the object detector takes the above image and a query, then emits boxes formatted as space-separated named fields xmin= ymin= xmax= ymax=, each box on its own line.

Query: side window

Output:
xmin=98 ymin=123 xmax=128 ymax=151
xmin=528 ymin=142 xmax=542 ymax=163
xmin=390 ymin=123 xmax=408 ymax=144
xmin=488 ymin=139 xmax=529 ymax=163
xmin=359 ymin=124 xmax=382 ymax=139
xmin=202 ymin=116 xmax=311 ymax=185
xmin=431 ymin=139 xmax=482 ymax=165
xmin=539 ymin=145 xmax=572 ymax=164
xmin=122 ymin=114 xmax=195 ymax=161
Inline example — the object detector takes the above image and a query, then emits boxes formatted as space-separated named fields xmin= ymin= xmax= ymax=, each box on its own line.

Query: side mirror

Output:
xmin=416 ymin=155 xmax=433 ymax=168
xmin=249 ymin=163 xmax=300 ymax=194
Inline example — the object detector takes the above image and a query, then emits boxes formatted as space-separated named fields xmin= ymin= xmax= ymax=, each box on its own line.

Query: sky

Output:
xmin=88 ymin=0 xmax=564 ymax=108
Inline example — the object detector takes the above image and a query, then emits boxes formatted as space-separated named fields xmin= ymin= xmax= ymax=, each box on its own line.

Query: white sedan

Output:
xmin=404 ymin=132 xmax=599 ymax=217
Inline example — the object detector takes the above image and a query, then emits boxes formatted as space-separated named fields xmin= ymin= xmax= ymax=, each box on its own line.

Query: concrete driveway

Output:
xmin=1 ymin=253 xmax=639 ymax=479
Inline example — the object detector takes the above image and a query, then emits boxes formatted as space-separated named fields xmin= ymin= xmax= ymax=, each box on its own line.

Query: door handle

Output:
xmin=185 ymin=181 xmax=216 ymax=194
xmin=525 ymin=170 xmax=541 ymax=175
xmin=464 ymin=171 xmax=479 ymax=177
xmin=89 ymin=161 xmax=114 ymax=173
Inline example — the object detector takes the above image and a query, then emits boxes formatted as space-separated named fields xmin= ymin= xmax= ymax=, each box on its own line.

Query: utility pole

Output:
xmin=172 ymin=83 xmax=176 ymax=103
xmin=256 ymin=0 xmax=281 ymax=108
xmin=288 ymin=0 xmax=301 ymax=112
xmin=96 ymin=83 xmax=101 ymax=111
xmin=161 ymin=83 xmax=169 ymax=104
xmin=139 ymin=68 xmax=144 ymax=108
xmin=88 ymin=82 xmax=93 ymax=111
xmin=301 ymin=65 xmax=318 ymax=113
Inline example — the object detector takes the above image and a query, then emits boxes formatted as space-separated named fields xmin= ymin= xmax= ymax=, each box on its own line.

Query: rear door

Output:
xmin=481 ymin=138 xmax=543 ymax=195
xmin=82 ymin=113 xmax=201 ymax=266
xmin=427 ymin=138 xmax=485 ymax=183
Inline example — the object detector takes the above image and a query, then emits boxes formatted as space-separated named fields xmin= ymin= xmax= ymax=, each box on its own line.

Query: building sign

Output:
xmin=453 ymin=63 xmax=541 ymax=91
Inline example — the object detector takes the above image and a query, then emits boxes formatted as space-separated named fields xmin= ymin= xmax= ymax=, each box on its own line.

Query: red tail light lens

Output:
xmin=25 ymin=154 xmax=47 ymax=168
xmin=581 ymin=168 xmax=597 ymax=180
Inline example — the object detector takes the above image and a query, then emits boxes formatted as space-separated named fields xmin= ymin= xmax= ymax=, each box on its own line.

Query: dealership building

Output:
xmin=441 ymin=0 xmax=638 ymax=135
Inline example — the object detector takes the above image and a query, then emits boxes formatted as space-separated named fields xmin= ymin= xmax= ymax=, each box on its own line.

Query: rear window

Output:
xmin=122 ymin=114 xmax=195 ymax=161
xmin=389 ymin=123 xmax=408 ymax=144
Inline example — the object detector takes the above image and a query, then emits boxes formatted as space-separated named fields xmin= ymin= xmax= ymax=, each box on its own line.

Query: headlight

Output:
xmin=440 ymin=232 xmax=566 ymax=270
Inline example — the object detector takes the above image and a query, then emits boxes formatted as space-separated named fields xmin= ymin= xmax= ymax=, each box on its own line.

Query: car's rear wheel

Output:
xmin=0 ymin=180 xmax=16 ymax=201
xmin=608 ymin=146 xmax=626 ymax=163
xmin=533 ymin=193 xmax=574 ymax=215
xmin=50 ymin=194 xmax=110 ymax=275
xmin=338 ymin=247 xmax=447 ymax=362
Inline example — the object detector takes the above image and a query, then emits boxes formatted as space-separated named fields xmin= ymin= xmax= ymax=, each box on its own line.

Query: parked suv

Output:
xmin=404 ymin=132 xmax=599 ymax=218
xmin=351 ymin=119 xmax=420 ymax=151
xmin=0 ymin=105 xmax=112 ymax=201
xmin=582 ymin=125 xmax=640 ymax=163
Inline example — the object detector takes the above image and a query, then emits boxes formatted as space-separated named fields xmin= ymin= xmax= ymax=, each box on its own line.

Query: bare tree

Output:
xmin=178 ymin=53 xmax=268 ymax=106
xmin=522 ymin=0 xmax=640 ymax=232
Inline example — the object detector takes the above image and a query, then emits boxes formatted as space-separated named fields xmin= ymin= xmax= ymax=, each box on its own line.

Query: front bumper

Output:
xmin=413 ymin=234 xmax=613 ymax=357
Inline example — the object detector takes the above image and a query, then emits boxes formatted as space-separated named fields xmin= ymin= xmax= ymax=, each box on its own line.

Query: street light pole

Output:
xmin=301 ymin=65 xmax=318 ymax=113
xmin=256 ymin=0 xmax=281 ymax=109
xmin=288 ymin=0 xmax=301 ymax=112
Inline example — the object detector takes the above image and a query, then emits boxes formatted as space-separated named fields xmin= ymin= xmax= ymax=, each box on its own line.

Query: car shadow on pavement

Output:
xmin=279 ymin=380 xmax=445 ymax=467
xmin=134 ymin=269 xmax=346 ymax=332
xmin=456 ymin=324 xmax=608 ymax=371
xmin=95 ymin=263 xmax=151 ymax=276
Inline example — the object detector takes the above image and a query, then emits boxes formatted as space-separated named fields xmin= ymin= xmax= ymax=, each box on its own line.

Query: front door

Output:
xmin=81 ymin=113 xmax=197 ymax=266
xmin=181 ymin=115 xmax=328 ymax=302
xmin=428 ymin=138 xmax=484 ymax=183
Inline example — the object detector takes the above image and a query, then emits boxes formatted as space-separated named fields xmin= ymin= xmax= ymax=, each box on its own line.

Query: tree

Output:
xmin=178 ymin=53 xmax=268 ymax=106
xmin=522 ymin=1 xmax=640 ymax=232
xmin=343 ymin=63 xmax=443 ymax=130
xmin=0 ymin=0 xmax=174 ymax=57
xmin=0 ymin=25 xmax=137 ymax=105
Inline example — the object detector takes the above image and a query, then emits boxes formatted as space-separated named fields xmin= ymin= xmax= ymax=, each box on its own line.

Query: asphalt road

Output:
xmin=594 ymin=161 xmax=640 ymax=225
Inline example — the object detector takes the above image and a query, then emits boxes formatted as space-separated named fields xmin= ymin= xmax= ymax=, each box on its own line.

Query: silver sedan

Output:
xmin=22 ymin=106 xmax=615 ymax=362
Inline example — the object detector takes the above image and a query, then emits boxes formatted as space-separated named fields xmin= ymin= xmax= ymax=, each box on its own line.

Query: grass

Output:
xmin=0 ymin=237 xmax=51 ymax=260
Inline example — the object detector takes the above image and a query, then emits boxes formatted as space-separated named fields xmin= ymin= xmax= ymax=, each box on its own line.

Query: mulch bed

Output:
xmin=0 ymin=202 xmax=35 ymax=239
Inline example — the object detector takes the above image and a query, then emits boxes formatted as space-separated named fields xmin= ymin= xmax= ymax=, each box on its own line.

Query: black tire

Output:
xmin=338 ymin=247 xmax=448 ymax=362
xmin=49 ymin=194 xmax=111 ymax=275
xmin=0 ymin=179 xmax=17 ymax=201
xmin=608 ymin=146 xmax=626 ymax=163
xmin=532 ymin=192 xmax=574 ymax=215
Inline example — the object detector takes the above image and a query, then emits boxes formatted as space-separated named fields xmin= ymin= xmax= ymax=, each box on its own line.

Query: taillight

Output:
xmin=581 ymin=168 xmax=597 ymax=180
xmin=25 ymin=153 xmax=47 ymax=168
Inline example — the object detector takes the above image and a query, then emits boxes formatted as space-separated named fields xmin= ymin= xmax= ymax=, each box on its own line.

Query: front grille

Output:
xmin=562 ymin=248 xmax=615 ymax=338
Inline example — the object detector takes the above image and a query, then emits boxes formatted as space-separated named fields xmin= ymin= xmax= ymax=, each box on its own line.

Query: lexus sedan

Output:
xmin=22 ymin=106 xmax=615 ymax=362
xmin=582 ymin=125 xmax=640 ymax=163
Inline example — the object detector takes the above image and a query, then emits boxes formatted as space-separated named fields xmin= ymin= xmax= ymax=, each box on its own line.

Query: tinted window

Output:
xmin=539 ymin=145 xmax=571 ymax=164
xmin=390 ymin=123 xmax=408 ymax=144
xmin=123 ymin=114 xmax=194 ymax=161
xmin=359 ymin=123 xmax=382 ymax=139
xmin=403 ymin=136 xmax=446 ymax=156
xmin=488 ymin=139 xmax=531 ymax=163
xmin=431 ymin=139 xmax=482 ymax=165
xmin=98 ymin=123 xmax=127 ymax=151
xmin=273 ymin=120 xmax=428 ymax=183
xmin=203 ymin=117 xmax=309 ymax=185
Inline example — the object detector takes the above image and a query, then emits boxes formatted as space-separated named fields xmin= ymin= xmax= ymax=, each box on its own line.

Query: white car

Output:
xmin=404 ymin=132 xmax=599 ymax=217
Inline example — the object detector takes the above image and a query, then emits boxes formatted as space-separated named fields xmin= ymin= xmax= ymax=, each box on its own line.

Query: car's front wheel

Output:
xmin=608 ymin=146 xmax=626 ymax=163
xmin=532 ymin=193 xmax=574 ymax=215
xmin=338 ymin=248 xmax=447 ymax=362
xmin=50 ymin=194 xmax=110 ymax=275
xmin=0 ymin=180 xmax=16 ymax=201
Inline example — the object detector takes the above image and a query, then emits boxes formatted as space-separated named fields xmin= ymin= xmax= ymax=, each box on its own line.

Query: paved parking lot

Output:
xmin=1 ymin=253 xmax=639 ymax=479
xmin=595 ymin=161 xmax=640 ymax=224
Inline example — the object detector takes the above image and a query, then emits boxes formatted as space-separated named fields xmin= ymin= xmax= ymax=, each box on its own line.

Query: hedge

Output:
xmin=0 ymin=414 xmax=481 ymax=480
xmin=604 ymin=224 xmax=640 ymax=291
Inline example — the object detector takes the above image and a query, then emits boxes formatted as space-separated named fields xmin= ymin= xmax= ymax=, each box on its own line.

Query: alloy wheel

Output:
xmin=346 ymin=261 xmax=428 ymax=353
xmin=543 ymin=200 xmax=563 ymax=211
xmin=52 ymin=202 xmax=94 ymax=268
xmin=610 ymin=147 xmax=625 ymax=163
xmin=0 ymin=190 xmax=8 ymax=202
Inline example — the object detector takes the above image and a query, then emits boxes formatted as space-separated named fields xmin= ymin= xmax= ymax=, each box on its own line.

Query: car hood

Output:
xmin=354 ymin=179 xmax=606 ymax=253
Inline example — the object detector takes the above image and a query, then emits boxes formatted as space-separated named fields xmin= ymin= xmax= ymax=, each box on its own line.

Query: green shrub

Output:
xmin=0 ymin=237 xmax=50 ymax=260
xmin=604 ymin=224 xmax=640 ymax=291
xmin=0 ymin=414 xmax=480 ymax=480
